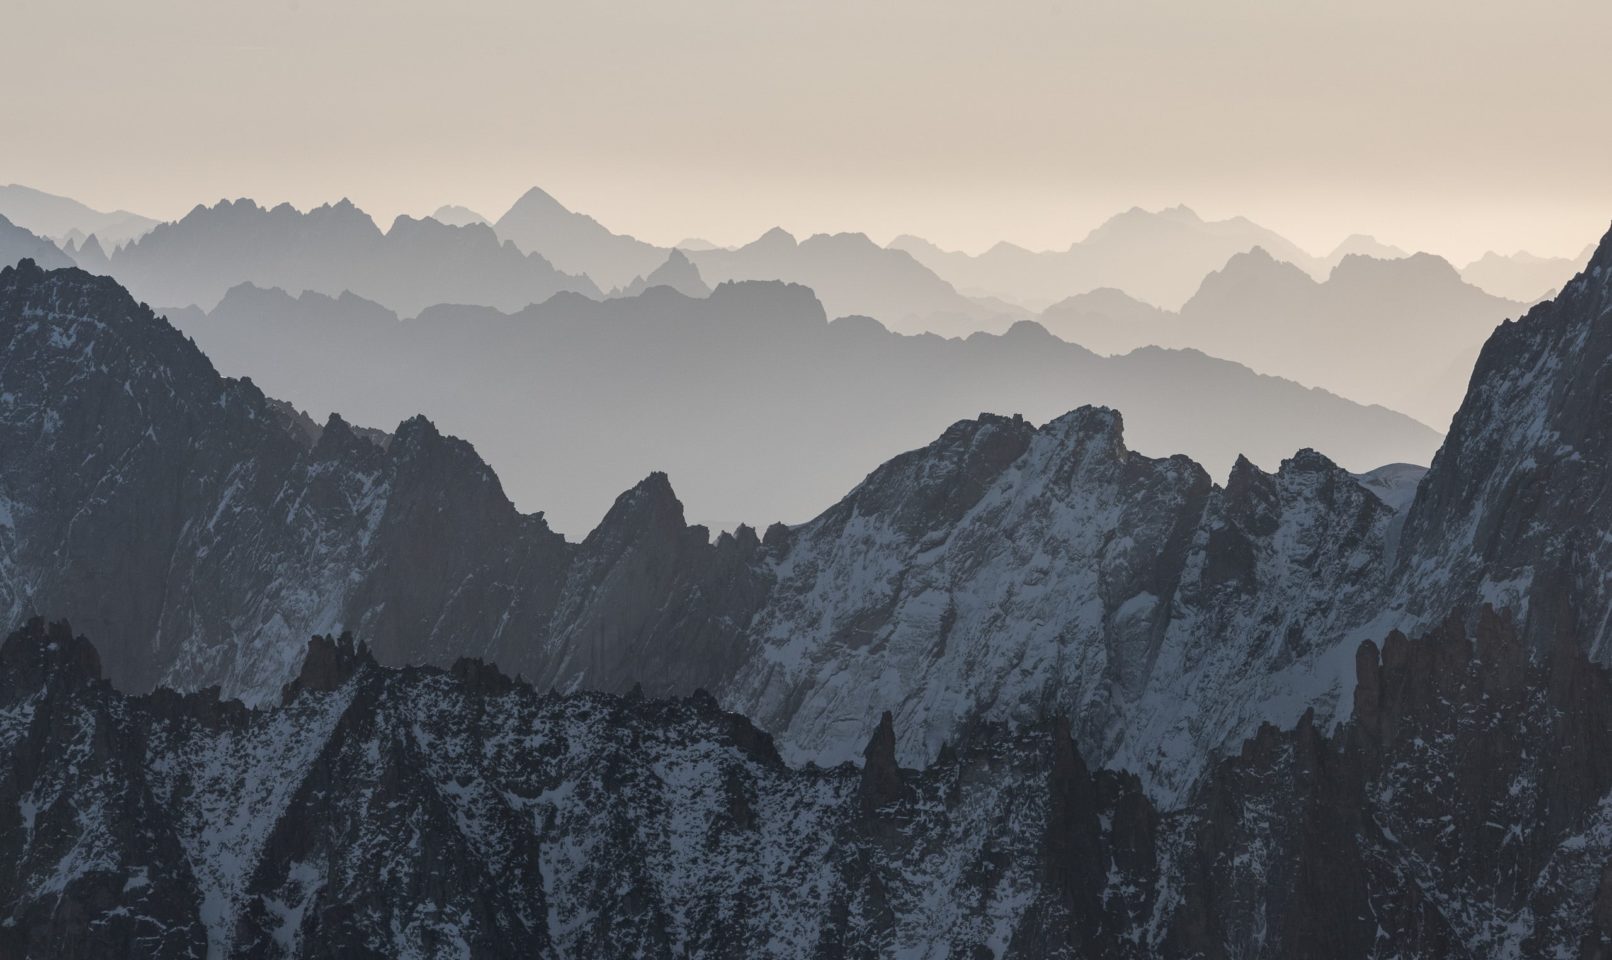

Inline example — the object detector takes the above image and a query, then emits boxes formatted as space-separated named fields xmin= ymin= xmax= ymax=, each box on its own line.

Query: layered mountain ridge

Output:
xmin=1038 ymin=247 xmax=1527 ymax=428
xmin=167 ymin=271 xmax=1440 ymax=535
xmin=102 ymin=198 xmax=600 ymax=314
xmin=4 ymin=218 xmax=1611 ymax=810
xmin=2 ymin=197 xmax=1612 ymax=956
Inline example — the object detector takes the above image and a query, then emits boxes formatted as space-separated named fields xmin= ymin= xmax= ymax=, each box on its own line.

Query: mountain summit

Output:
xmin=492 ymin=185 xmax=667 ymax=288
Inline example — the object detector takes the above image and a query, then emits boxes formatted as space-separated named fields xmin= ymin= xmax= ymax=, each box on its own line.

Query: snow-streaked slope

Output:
xmin=729 ymin=410 xmax=1395 ymax=803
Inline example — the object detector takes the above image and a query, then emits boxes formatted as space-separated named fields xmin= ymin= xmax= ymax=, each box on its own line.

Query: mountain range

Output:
xmin=893 ymin=205 xmax=1585 ymax=311
xmin=1460 ymin=244 xmax=1597 ymax=302
xmin=101 ymin=198 xmax=599 ymax=314
xmin=0 ymin=214 xmax=72 ymax=272
xmin=493 ymin=186 xmax=669 ymax=290
xmin=0 ymin=183 xmax=160 ymax=249
xmin=1 ymin=206 xmax=1612 ymax=955
xmin=1039 ymin=248 xmax=1528 ymax=428
xmin=2 ymin=213 xmax=1608 ymax=783
xmin=491 ymin=186 xmax=1026 ymax=334
xmin=162 ymin=272 xmax=1439 ymax=535
xmin=890 ymin=205 xmax=1325 ymax=310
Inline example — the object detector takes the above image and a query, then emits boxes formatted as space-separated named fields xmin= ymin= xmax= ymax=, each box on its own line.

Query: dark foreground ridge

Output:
xmin=6 ymin=612 xmax=1612 ymax=959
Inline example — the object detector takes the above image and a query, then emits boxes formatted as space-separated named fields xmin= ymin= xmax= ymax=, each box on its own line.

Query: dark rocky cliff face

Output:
xmin=0 ymin=259 xmax=764 ymax=705
xmin=0 ymin=620 xmax=1158 ymax=959
xmin=8 ymin=612 xmax=1612 ymax=959
xmin=1163 ymin=608 xmax=1612 ymax=958
xmin=1394 ymin=224 xmax=1612 ymax=654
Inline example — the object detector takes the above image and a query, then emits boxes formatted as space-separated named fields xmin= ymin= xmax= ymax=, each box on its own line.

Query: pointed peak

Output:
xmin=506 ymin=185 xmax=571 ymax=217
xmin=864 ymin=710 xmax=896 ymax=762
xmin=1570 ymin=220 xmax=1612 ymax=286
xmin=1223 ymin=453 xmax=1276 ymax=504
xmin=858 ymin=711 xmax=903 ymax=817
xmin=593 ymin=471 xmax=686 ymax=530
xmin=1278 ymin=447 xmax=1344 ymax=477
xmin=748 ymin=226 xmax=797 ymax=249
xmin=310 ymin=411 xmax=359 ymax=453
xmin=625 ymin=470 xmax=681 ymax=510
xmin=0 ymin=618 xmax=103 ymax=700
xmin=283 ymin=632 xmax=373 ymax=701
xmin=1227 ymin=452 xmax=1268 ymax=482
xmin=393 ymin=413 xmax=440 ymax=440
xmin=1044 ymin=405 xmax=1126 ymax=445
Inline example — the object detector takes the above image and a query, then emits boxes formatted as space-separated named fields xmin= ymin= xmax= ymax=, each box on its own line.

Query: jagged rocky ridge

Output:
xmin=3 ymin=224 xmax=1612 ymax=804
xmin=103 ymin=198 xmax=600 ymax=314
xmin=10 ymin=610 xmax=1612 ymax=958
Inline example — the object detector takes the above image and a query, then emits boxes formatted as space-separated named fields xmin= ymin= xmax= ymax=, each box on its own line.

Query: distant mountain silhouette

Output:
xmin=1037 ymin=287 xmax=1173 ymax=355
xmin=0 ymin=184 xmax=159 ymax=248
xmin=0 ymin=214 xmax=72 ymax=270
xmin=173 ymin=279 xmax=1440 ymax=535
xmin=890 ymin=205 xmax=1325 ymax=310
xmin=686 ymin=228 xmax=1029 ymax=336
xmin=1321 ymin=233 xmax=1408 ymax=272
xmin=674 ymin=237 xmax=726 ymax=251
xmin=493 ymin=186 xmax=667 ymax=289
xmin=61 ymin=234 xmax=112 ymax=273
xmin=1039 ymin=247 xmax=1527 ymax=428
xmin=492 ymin=189 xmax=1025 ymax=332
xmin=430 ymin=204 xmax=489 ymax=227
xmin=1459 ymin=245 xmax=1594 ymax=302
xmin=611 ymin=249 xmax=711 ymax=299
xmin=107 ymin=197 xmax=599 ymax=313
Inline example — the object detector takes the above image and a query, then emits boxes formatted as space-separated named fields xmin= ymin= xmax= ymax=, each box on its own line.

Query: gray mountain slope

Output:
xmin=493 ymin=185 xmax=669 ymax=289
xmin=174 ymin=278 xmax=1440 ymax=535
xmin=611 ymin=249 xmax=711 ymax=299
xmin=686 ymin=228 xmax=1027 ymax=335
xmin=1038 ymin=247 xmax=1527 ymax=428
xmin=890 ymin=205 xmax=1324 ymax=311
xmin=0 ymin=215 xmax=72 ymax=271
xmin=1460 ymin=244 xmax=1595 ymax=302
xmin=0 ymin=183 xmax=159 ymax=248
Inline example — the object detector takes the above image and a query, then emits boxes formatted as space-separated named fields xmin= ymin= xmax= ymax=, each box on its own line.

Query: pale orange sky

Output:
xmin=4 ymin=0 xmax=1609 ymax=262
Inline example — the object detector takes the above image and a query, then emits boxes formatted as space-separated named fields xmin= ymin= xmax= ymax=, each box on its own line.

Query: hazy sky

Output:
xmin=4 ymin=0 xmax=1610 ymax=262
